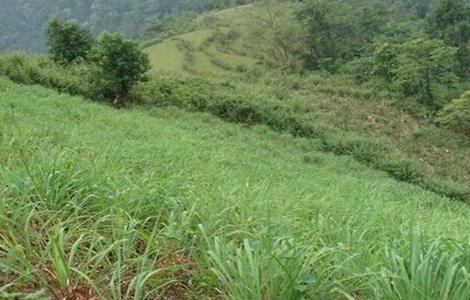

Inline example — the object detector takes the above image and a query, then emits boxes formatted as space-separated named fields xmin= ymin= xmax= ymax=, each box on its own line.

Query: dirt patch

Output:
xmin=156 ymin=248 xmax=197 ymax=300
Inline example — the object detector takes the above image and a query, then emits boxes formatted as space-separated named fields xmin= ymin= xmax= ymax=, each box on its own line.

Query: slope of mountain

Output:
xmin=142 ymin=3 xmax=470 ymax=201
xmin=2 ymin=77 xmax=470 ymax=298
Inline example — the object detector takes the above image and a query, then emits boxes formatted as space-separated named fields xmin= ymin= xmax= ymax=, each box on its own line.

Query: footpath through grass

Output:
xmin=1 ymin=78 xmax=470 ymax=299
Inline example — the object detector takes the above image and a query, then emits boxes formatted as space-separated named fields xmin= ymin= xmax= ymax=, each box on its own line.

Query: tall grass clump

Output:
xmin=373 ymin=233 xmax=470 ymax=300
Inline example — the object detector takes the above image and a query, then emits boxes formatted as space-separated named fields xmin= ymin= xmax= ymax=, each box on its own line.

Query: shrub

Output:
xmin=322 ymin=137 xmax=390 ymax=165
xmin=437 ymin=91 xmax=470 ymax=135
xmin=379 ymin=158 xmax=424 ymax=184
xmin=0 ymin=54 xmax=102 ymax=100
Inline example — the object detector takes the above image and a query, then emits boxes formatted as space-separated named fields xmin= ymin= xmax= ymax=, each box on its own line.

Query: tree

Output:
xmin=396 ymin=38 xmax=457 ymax=110
xmin=437 ymin=91 xmax=470 ymax=135
xmin=426 ymin=0 xmax=470 ymax=78
xmin=90 ymin=33 xmax=150 ymax=107
xmin=296 ymin=0 xmax=354 ymax=70
xmin=47 ymin=18 xmax=93 ymax=64
xmin=247 ymin=1 xmax=303 ymax=69
xmin=296 ymin=0 xmax=383 ymax=70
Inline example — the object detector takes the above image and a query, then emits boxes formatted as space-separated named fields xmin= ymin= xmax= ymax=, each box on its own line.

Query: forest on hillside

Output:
xmin=0 ymin=0 xmax=255 ymax=52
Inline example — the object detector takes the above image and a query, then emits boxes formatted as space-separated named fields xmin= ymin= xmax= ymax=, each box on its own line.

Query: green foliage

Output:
xmin=89 ymin=33 xmax=150 ymax=105
xmin=0 ymin=54 xmax=99 ymax=99
xmin=296 ymin=0 xmax=384 ymax=70
xmin=437 ymin=91 xmax=470 ymax=135
xmin=2 ymin=78 xmax=470 ymax=298
xmin=374 ymin=233 xmax=470 ymax=300
xmin=373 ymin=43 xmax=400 ymax=82
xmin=396 ymin=38 xmax=458 ymax=110
xmin=426 ymin=0 xmax=470 ymax=78
xmin=1 ymin=52 xmax=469 ymax=201
xmin=379 ymin=159 xmax=424 ymax=183
xmin=46 ymin=18 xmax=93 ymax=65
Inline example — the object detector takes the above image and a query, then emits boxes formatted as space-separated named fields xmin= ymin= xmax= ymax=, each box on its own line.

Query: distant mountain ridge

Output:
xmin=0 ymin=0 xmax=254 ymax=52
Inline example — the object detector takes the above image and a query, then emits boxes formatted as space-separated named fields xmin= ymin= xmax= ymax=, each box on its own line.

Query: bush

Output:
xmin=0 ymin=54 xmax=102 ymax=100
xmin=322 ymin=136 xmax=390 ymax=165
xmin=437 ymin=91 xmax=470 ymax=135
xmin=379 ymin=159 xmax=424 ymax=184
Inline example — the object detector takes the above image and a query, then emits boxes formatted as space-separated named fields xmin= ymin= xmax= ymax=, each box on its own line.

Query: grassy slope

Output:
xmin=1 ymin=78 xmax=470 ymax=299
xmin=145 ymin=5 xmax=260 ymax=76
xmin=142 ymin=3 xmax=470 ymax=199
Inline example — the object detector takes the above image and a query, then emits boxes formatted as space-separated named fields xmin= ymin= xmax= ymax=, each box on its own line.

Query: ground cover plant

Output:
xmin=2 ymin=78 xmax=470 ymax=299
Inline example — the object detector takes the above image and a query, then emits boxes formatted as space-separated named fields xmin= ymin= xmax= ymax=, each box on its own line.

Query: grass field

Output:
xmin=145 ymin=30 xmax=257 ymax=77
xmin=144 ymin=5 xmax=262 ymax=78
xmin=146 ymin=40 xmax=186 ymax=73
xmin=2 ymin=78 xmax=470 ymax=299
xmin=139 ymin=2 xmax=470 ymax=202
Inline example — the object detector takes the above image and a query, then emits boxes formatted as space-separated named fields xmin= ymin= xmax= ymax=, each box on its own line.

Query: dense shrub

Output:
xmin=321 ymin=135 xmax=389 ymax=164
xmin=0 ymin=54 xmax=99 ymax=99
xmin=437 ymin=91 xmax=470 ymax=135
xmin=379 ymin=158 xmax=424 ymax=184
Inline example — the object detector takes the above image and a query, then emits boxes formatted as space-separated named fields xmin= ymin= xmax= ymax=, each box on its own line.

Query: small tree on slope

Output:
xmin=47 ymin=18 xmax=93 ymax=65
xmin=90 ymin=33 xmax=150 ymax=107
xmin=396 ymin=38 xmax=457 ymax=111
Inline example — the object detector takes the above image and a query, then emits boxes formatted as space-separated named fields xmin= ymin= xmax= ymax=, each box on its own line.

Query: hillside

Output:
xmin=142 ymin=3 xmax=470 ymax=200
xmin=1 ymin=0 xmax=470 ymax=298
xmin=145 ymin=4 xmax=262 ymax=76
xmin=2 ymin=78 xmax=470 ymax=299
xmin=0 ymin=0 xmax=255 ymax=52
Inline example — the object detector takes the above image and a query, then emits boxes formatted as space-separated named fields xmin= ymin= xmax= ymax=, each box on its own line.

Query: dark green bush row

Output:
xmin=1 ymin=54 xmax=468 ymax=202
xmin=0 ymin=54 xmax=102 ymax=100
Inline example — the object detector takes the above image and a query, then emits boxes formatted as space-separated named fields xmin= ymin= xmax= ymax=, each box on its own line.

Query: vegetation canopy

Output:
xmin=47 ymin=18 xmax=93 ymax=64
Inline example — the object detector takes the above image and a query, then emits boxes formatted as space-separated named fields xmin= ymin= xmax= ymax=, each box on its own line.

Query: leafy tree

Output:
xmin=426 ymin=0 xmax=470 ymax=78
xmin=47 ymin=18 xmax=93 ymax=64
xmin=248 ymin=1 xmax=303 ymax=69
xmin=296 ymin=0 xmax=352 ymax=69
xmin=437 ymin=91 xmax=470 ymax=135
xmin=90 ymin=33 xmax=150 ymax=107
xmin=396 ymin=38 xmax=458 ymax=110
xmin=296 ymin=0 xmax=384 ymax=70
